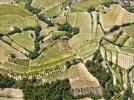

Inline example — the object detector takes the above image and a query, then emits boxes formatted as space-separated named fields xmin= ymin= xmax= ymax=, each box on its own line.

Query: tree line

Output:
xmin=0 ymin=74 xmax=73 ymax=100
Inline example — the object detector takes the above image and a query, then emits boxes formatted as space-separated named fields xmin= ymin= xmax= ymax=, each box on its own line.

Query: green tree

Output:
xmin=0 ymin=74 xmax=15 ymax=88
xmin=65 ymin=61 xmax=71 ymax=69
xmin=72 ymin=27 xmax=80 ymax=35
xmin=10 ymin=53 xmax=16 ymax=59
xmin=87 ymin=7 xmax=95 ymax=13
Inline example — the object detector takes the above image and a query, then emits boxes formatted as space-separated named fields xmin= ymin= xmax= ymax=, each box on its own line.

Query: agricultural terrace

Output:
xmin=71 ymin=0 xmax=101 ymax=12
xmin=30 ymin=40 xmax=74 ymax=66
xmin=101 ymin=25 xmax=134 ymax=69
xmin=0 ymin=25 xmax=11 ymax=33
xmin=122 ymin=24 xmax=134 ymax=39
xmin=41 ymin=63 xmax=100 ymax=84
xmin=31 ymin=0 xmax=64 ymax=10
xmin=67 ymin=12 xmax=103 ymax=59
xmin=39 ymin=4 xmax=61 ymax=17
xmin=10 ymin=31 xmax=34 ymax=51
xmin=0 ymin=5 xmax=32 ymax=16
xmin=0 ymin=0 xmax=15 ymax=5
xmin=0 ymin=1 xmax=133 ymax=76
xmin=0 ymin=5 xmax=37 ymax=34
xmin=40 ymin=63 xmax=102 ymax=97
xmin=100 ymin=4 xmax=134 ymax=31
xmin=0 ymin=0 xmax=134 ymax=99
xmin=0 ymin=41 xmax=27 ymax=62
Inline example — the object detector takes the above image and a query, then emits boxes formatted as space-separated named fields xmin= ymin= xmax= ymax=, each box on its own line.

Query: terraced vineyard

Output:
xmin=0 ymin=0 xmax=134 ymax=100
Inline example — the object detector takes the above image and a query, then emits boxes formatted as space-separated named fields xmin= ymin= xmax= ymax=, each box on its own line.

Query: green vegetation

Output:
xmin=21 ymin=78 xmax=73 ymax=100
xmin=51 ymin=31 xmax=67 ymax=40
xmin=0 ymin=5 xmax=32 ymax=16
xmin=87 ymin=7 xmax=95 ymax=13
xmin=10 ymin=53 xmax=16 ymax=59
xmin=0 ymin=74 xmax=15 ymax=88
xmin=31 ymin=40 xmax=73 ymax=65
xmin=101 ymin=0 xmax=115 ymax=7
xmin=7 ymin=27 xmax=22 ymax=36
xmin=51 ymin=22 xmax=80 ymax=40
xmin=58 ymin=21 xmax=79 ymax=35
xmin=85 ymin=51 xmax=119 ymax=99
xmin=14 ymin=0 xmax=23 ymax=3
xmin=25 ymin=0 xmax=41 ymax=14
xmin=10 ymin=31 xmax=34 ymax=51
xmin=125 ymin=6 xmax=134 ymax=13
xmin=0 ymin=74 xmax=73 ymax=100
xmin=86 ymin=50 xmax=134 ymax=100
xmin=37 ymin=15 xmax=55 ymax=27
xmin=28 ymin=25 xmax=42 ymax=59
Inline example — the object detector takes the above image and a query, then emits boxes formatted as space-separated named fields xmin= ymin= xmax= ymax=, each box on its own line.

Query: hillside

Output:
xmin=0 ymin=0 xmax=134 ymax=100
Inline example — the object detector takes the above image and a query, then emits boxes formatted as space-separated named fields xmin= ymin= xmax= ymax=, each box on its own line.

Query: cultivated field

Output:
xmin=32 ymin=0 xmax=64 ymax=9
xmin=0 ymin=2 xmax=133 ymax=98
xmin=31 ymin=40 xmax=73 ymax=66
xmin=10 ymin=31 xmax=34 ymax=51
xmin=100 ymin=4 xmax=134 ymax=30
xmin=39 ymin=4 xmax=61 ymax=17
xmin=0 ymin=1 xmax=133 ymax=76
xmin=0 ymin=40 xmax=27 ymax=62
xmin=0 ymin=5 xmax=31 ymax=16
xmin=101 ymin=25 xmax=134 ymax=69
xmin=71 ymin=0 xmax=100 ymax=12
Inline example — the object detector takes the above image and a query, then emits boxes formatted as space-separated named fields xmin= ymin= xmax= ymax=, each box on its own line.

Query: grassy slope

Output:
xmin=10 ymin=32 xmax=34 ymax=51
xmin=0 ymin=25 xmax=11 ymax=33
xmin=31 ymin=0 xmax=64 ymax=9
xmin=0 ymin=1 xmax=134 ymax=77
xmin=0 ymin=15 xmax=25 ymax=28
xmin=71 ymin=0 xmax=100 ymax=12
xmin=0 ymin=5 xmax=32 ymax=16
xmin=31 ymin=40 xmax=73 ymax=66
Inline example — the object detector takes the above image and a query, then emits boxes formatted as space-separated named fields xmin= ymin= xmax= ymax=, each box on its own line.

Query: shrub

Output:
xmin=72 ymin=27 xmax=80 ymax=35
xmin=65 ymin=61 xmax=71 ymax=69
xmin=37 ymin=35 xmax=44 ymax=42
xmin=25 ymin=0 xmax=41 ymax=14
xmin=29 ymin=50 xmax=39 ymax=59
xmin=122 ymin=23 xmax=131 ymax=27
xmin=109 ymin=25 xmax=120 ymax=33
xmin=0 ymin=74 xmax=15 ymax=88
xmin=58 ymin=21 xmax=72 ymax=33
xmin=7 ymin=27 xmax=22 ymax=35
xmin=37 ymin=15 xmax=55 ymax=27
xmin=10 ymin=53 xmax=16 ymax=59
xmin=34 ymin=40 xmax=40 ymax=51
xmin=87 ymin=7 xmax=95 ymax=13
xmin=23 ymin=26 xmax=35 ymax=31
xmin=102 ymin=1 xmax=115 ymax=8
xmin=0 ymin=33 xmax=4 ymax=37
xmin=57 ymin=21 xmax=79 ymax=39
